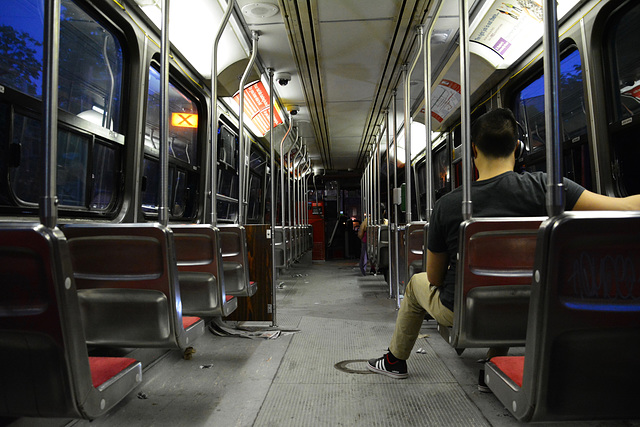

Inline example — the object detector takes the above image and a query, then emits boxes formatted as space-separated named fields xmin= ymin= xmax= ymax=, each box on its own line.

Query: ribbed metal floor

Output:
xmin=254 ymin=316 xmax=489 ymax=426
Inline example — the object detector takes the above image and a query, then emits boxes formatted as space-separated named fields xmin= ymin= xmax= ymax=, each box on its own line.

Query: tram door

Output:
xmin=309 ymin=202 xmax=325 ymax=260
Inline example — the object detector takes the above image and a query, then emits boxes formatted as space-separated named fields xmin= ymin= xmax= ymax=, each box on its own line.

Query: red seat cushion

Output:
xmin=182 ymin=316 xmax=201 ymax=329
xmin=89 ymin=357 xmax=137 ymax=388
xmin=491 ymin=356 xmax=525 ymax=388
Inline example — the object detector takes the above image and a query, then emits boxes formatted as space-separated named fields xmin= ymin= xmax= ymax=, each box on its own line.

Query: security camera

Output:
xmin=275 ymin=72 xmax=291 ymax=86
xmin=288 ymin=105 xmax=300 ymax=115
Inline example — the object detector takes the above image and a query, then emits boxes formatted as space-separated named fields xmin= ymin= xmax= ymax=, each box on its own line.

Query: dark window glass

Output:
xmin=8 ymin=112 xmax=115 ymax=209
xmin=0 ymin=0 xmax=124 ymax=133
xmin=145 ymin=67 xmax=198 ymax=166
xmin=141 ymin=158 xmax=159 ymax=215
xmin=56 ymin=130 xmax=88 ymax=207
xmin=172 ymin=170 xmax=186 ymax=216
xmin=433 ymin=145 xmax=451 ymax=200
xmin=610 ymin=4 xmax=640 ymax=122
xmin=143 ymin=67 xmax=199 ymax=219
xmin=217 ymin=199 xmax=238 ymax=222
xmin=9 ymin=114 xmax=43 ymax=204
xmin=218 ymin=168 xmax=238 ymax=199
xmin=513 ymin=49 xmax=586 ymax=151
xmin=218 ymin=125 xmax=237 ymax=168
xmin=247 ymin=173 xmax=262 ymax=221
xmin=91 ymin=143 xmax=116 ymax=209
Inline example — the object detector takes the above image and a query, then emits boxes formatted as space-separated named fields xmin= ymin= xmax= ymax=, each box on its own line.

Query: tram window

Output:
xmin=141 ymin=159 xmax=160 ymax=215
xmin=218 ymin=168 xmax=238 ymax=199
xmin=250 ymin=150 xmax=266 ymax=175
xmin=172 ymin=170 xmax=187 ymax=216
xmin=218 ymin=125 xmax=238 ymax=168
xmin=9 ymin=114 xmax=43 ymax=205
xmin=0 ymin=0 xmax=124 ymax=133
xmin=217 ymin=199 xmax=238 ymax=222
xmin=56 ymin=131 xmax=89 ymax=207
xmin=513 ymin=48 xmax=586 ymax=151
xmin=91 ymin=144 xmax=117 ymax=210
xmin=145 ymin=67 xmax=198 ymax=166
xmin=433 ymin=145 xmax=451 ymax=200
xmin=608 ymin=4 xmax=640 ymax=122
xmin=142 ymin=66 xmax=200 ymax=219
xmin=8 ymin=112 xmax=117 ymax=210
xmin=247 ymin=173 xmax=263 ymax=222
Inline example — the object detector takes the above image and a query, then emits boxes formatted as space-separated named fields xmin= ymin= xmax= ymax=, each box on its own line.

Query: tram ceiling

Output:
xmin=135 ymin=0 xmax=463 ymax=173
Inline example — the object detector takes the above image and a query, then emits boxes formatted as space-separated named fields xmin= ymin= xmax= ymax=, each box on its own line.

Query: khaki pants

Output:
xmin=389 ymin=272 xmax=453 ymax=360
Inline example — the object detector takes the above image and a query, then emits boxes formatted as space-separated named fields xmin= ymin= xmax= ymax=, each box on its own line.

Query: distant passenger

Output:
xmin=367 ymin=107 xmax=640 ymax=380
xmin=358 ymin=216 xmax=368 ymax=276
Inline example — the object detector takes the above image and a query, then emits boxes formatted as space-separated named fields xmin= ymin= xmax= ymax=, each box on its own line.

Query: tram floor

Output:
xmin=5 ymin=252 xmax=640 ymax=427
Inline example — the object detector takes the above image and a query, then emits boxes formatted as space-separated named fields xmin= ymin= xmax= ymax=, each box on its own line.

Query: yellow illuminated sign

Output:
xmin=171 ymin=113 xmax=198 ymax=128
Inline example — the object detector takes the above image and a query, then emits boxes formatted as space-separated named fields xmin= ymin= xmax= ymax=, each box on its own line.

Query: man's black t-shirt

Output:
xmin=427 ymin=171 xmax=586 ymax=311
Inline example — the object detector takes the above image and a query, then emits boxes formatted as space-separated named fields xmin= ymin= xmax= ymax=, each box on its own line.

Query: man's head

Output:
xmin=471 ymin=108 xmax=518 ymax=158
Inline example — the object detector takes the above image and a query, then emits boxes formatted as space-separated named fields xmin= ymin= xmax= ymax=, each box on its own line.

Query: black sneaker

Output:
xmin=367 ymin=353 xmax=408 ymax=379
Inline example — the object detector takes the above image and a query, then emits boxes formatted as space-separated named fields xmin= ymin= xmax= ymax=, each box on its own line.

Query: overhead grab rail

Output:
xmin=460 ymin=0 xmax=472 ymax=221
xmin=385 ymin=108 xmax=393 ymax=298
xmin=392 ymin=88 xmax=401 ymax=308
xmin=159 ymin=0 xmax=171 ymax=227
xmin=210 ymin=0 xmax=235 ymax=225
xmin=424 ymin=0 xmax=444 ymax=222
xmin=238 ymin=30 xmax=260 ymax=225
xmin=268 ymin=68 xmax=277 ymax=323
xmin=404 ymin=25 xmax=424 ymax=225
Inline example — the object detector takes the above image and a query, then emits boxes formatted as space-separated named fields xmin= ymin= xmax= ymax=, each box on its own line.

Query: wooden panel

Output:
xmin=225 ymin=224 xmax=273 ymax=322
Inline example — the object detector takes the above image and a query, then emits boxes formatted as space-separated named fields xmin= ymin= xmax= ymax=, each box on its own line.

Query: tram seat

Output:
xmin=440 ymin=217 xmax=544 ymax=354
xmin=422 ymin=222 xmax=430 ymax=275
xmin=0 ymin=223 xmax=142 ymax=419
xmin=396 ymin=225 xmax=408 ymax=287
xmin=293 ymin=225 xmax=301 ymax=260
xmin=218 ymin=224 xmax=257 ymax=297
xmin=485 ymin=211 xmax=640 ymax=422
xmin=273 ymin=226 xmax=286 ymax=268
xmin=306 ymin=224 xmax=313 ymax=252
xmin=172 ymin=224 xmax=237 ymax=317
xmin=369 ymin=224 xmax=380 ymax=267
xmin=376 ymin=225 xmax=389 ymax=269
xmin=406 ymin=221 xmax=426 ymax=278
xmin=285 ymin=226 xmax=293 ymax=267
xmin=62 ymin=223 xmax=204 ymax=349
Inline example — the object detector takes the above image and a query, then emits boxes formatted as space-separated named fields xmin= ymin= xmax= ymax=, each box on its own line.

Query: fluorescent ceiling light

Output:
xmin=135 ymin=0 xmax=247 ymax=78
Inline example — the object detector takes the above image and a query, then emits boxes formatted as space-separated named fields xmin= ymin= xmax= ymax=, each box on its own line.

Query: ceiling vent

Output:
xmin=241 ymin=3 xmax=280 ymax=19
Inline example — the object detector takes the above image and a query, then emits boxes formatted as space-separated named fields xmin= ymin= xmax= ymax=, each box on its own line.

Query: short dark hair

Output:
xmin=470 ymin=108 xmax=518 ymax=158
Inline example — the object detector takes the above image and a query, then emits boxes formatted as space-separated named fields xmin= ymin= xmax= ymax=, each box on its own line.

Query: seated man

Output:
xmin=367 ymin=108 xmax=640 ymax=380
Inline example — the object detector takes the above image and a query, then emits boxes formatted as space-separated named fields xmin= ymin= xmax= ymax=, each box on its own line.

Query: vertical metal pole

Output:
xmin=385 ymin=109 xmax=393 ymax=298
xmin=41 ymin=0 xmax=61 ymax=228
xmin=280 ymin=123 xmax=291 ymax=228
xmin=238 ymin=31 xmax=259 ymax=225
xmin=424 ymin=1 xmax=444 ymax=221
xmin=211 ymin=0 xmax=236 ymax=225
xmin=393 ymin=88 xmax=401 ymax=308
xmin=460 ymin=0 xmax=472 ymax=221
xmin=543 ymin=0 xmax=564 ymax=216
xmin=287 ymin=135 xmax=301 ymax=230
xmin=159 ymin=0 xmax=170 ymax=227
xmin=268 ymin=68 xmax=277 ymax=325
xmin=376 ymin=130 xmax=384 ymax=224
xmin=405 ymin=26 xmax=424 ymax=225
